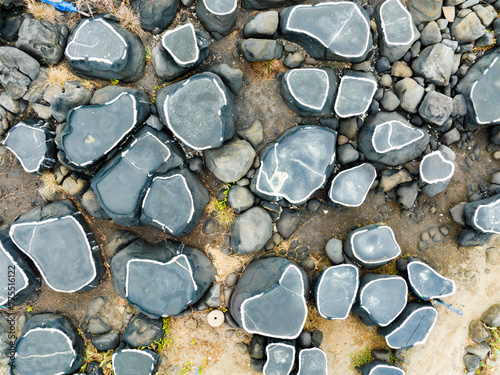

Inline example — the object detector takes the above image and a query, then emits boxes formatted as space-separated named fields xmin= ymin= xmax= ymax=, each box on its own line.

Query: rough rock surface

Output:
xmin=0 ymin=46 xmax=40 ymax=100
xmin=244 ymin=11 xmax=279 ymax=38
xmin=50 ymin=81 xmax=91 ymax=122
xmin=412 ymin=43 xmax=454 ymax=86
xmin=204 ymin=139 xmax=255 ymax=183
xmin=231 ymin=207 xmax=272 ymax=254
xmin=418 ymin=91 xmax=453 ymax=126
xmin=406 ymin=0 xmax=443 ymax=24
xmin=131 ymin=0 xmax=178 ymax=32
xmin=239 ymin=39 xmax=283 ymax=62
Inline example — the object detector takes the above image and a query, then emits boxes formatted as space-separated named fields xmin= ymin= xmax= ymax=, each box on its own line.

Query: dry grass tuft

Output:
xmin=205 ymin=244 xmax=251 ymax=285
xmin=44 ymin=63 xmax=96 ymax=91
xmin=24 ymin=0 xmax=63 ymax=24
xmin=39 ymin=171 xmax=64 ymax=194
xmin=204 ymin=197 xmax=235 ymax=230
xmin=250 ymin=59 xmax=286 ymax=82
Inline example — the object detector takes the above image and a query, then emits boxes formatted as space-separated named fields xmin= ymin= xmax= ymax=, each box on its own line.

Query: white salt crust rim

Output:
xmin=112 ymin=349 xmax=156 ymax=375
xmin=125 ymin=254 xmax=197 ymax=316
xmin=263 ymin=343 xmax=296 ymax=375
xmin=349 ymin=225 xmax=401 ymax=265
xmin=328 ymin=163 xmax=377 ymax=207
xmin=254 ymin=126 xmax=336 ymax=204
xmin=285 ymin=68 xmax=330 ymax=111
xmin=379 ymin=0 xmax=415 ymax=46
xmin=359 ymin=276 xmax=408 ymax=327
xmin=161 ymin=24 xmax=200 ymax=67
xmin=371 ymin=120 xmax=426 ymax=154
xmin=9 ymin=215 xmax=97 ymax=293
xmin=202 ymin=0 xmax=237 ymax=16
xmin=164 ymin=77 xmax=227 ymax=150
xmin=297 ymin=347 xmax=328 ymax=375
xmin=316 ymin=264 xmax=359 ymax=320
xmin=119 ymin=132 xmax=172 ymax=169
xmin=285 ymin=2 xmax=371 ymax=59
xmin=470 ymin=56 xmax=500 ymax=125
xmin=368 ymin=363 xmax=405 ymax=375
xmin=16 ymin=327 xmax=76 ymax=375
xmin=2 ymin=123 xmax=50 ymax=173
xmin=240 ymin=265 xmax=307 ymax=339
xmin=384 ymin=306 xmax=438 ymax=349
xmin=473 ymin=198 xmax=500 ymax=234
xmin=0 ymin=241 xmax=29 ymax=306
xmin=65 ymin=17 xmax=128 ymax=64
xmin=406 ymin=261 xmax=456 ymax=300
xmin=419 ymin=151 xmax=455 ymax=184
xmin=141 ymin=174 xmax=194 ymax=233
xmin=334 ymin=76 xmax=377 ymax=118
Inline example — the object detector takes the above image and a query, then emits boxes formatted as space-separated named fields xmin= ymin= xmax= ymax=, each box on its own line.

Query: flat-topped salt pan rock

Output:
xmin=196 ymin=0 xmax=237 ymax=35
xmin=420 ymin=148 xmax=455 ymax=197
xmin=3 ymin=119 xmax=56 ymax=174
xmin=111 ymin=237 xmax=215 ymax=318
xmin=263 ymin=342 xmax=295 ymax=375
xmin=280 ymin=68 xmax=338 ymax=117
xmin=406 ymin=258 xmax=455 ymax=300
xmin=334 ymin=71 xmax=377 ymax=118
xmin=358 ymin=111 xmax=429 ymax=166
xmin=344 ymin=224 xmax=401 ymax=269
xmin=328 ymin=163 xmax=377 ymax=207
xmin=314 ymin=264 xmax=359 ymax=320
xmin=65 ymin=16 xmax=145 ymax=82
xmin=297 ymin=348 xmax=328 ymax=375
xmin=157 ymin=72 xmax=236 ymax=150
xmin=353 ymin=273 xmax=408 ymax=327
xmin=231 ymin=207 xmax=273 ymax=254
xmin=91 ymin=127 xmax=184 ymax=227
xmin=9 ymin=200 xmax=105 ymax=293
xmin=378 ymin=302 xmax=438 ymax=349
xmin=464 ymin=193 xmax=500 ymax=234
xmin=0 ymin=230 xmax=40 ymax=307
xmin=59 ymin=90 xmax=150 ymax=171
xmin=130 ymin=0 xmax=178 ymax=33
xmin=140 ymin=168 xmax=209 ymax=237
xmin=455 ymin=47 xmax=500 ymax=128
xmin=112 ymin=349 xmax=159 ymax=375
xmin=361 ymin=361 xmax=405 ymax=375
xmin=280 ymin=2 xmax=372 ymax=62
xmin=14 ymin=314 xmax=84 ymax=375
xmin=230 ymin=257 xmax=308 ymax=339
xmin=252 ymin=126 xmax=337 ymax=205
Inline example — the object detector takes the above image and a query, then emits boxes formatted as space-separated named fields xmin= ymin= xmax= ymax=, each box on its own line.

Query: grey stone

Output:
xmin=420 ymin=21 xmax=442 ymax=45
xmin=418 ymin=91 xmax=453 ymax=126
xmin=452 ymin=94 xmax=468 ymax=117
xmin=450 ymin=12 xmax=486 ymax=42
xmin=337 ymin=143 xmax=359 ymax=165
xmin=412 ymin=43 xmax=454 ymax=86
xmin=204 ymin=283 xmax=221 ymax=307
xmin=196 ymin=0 xmax=237 ymax=36
xmin=407 ymin=0 xmax=444 ymax=24
xmin=277 ymin=208 xmax=301 ymax=239
xmin=464 ymin=354 xmax=481 ymax=372
xmin=481 ymin=304 xmax=500 ymax=327
xmin=329 ymin=163 xmax=376 ymax=207
xmin=406 ymin=259 xmax=455 ymax=300
xmin=51 ymin=82 xmax=91 ymax=122
xmin=0 ymin=47 xmax=40 ymax=100
xmin=397 ymin=182 xmax=419 ymax=208
xmin=465 ymin=341 xmax=491 ymax=359
xmin=297 ymin=348 xmax=328 ymax=375
xmin=470 ymin=320 xmax=490 ymax=342
xmin=443 ymin=5 xmax=456 ymax=21
xmin=284 ymin=52 xmax=305 ymax=68
xmin=472 ymin=4 xmax=497 ymax=26
xmin=236 ymin=119 xmax=264 ymax=148
xmin=244 ymin=11 xmax=279 ymax=38
xmin=361 ymin=361 xmax=404 ymax=374
xmin=113 ymin=349 xmax=158 ymax=375
xmin=238 ymin=39 xmax=283 ymax=62
xmin=205 ymin=139 xmax=255 ymax=183
xmin=81 ymin=188 xmax=110 ymax=220
xmin=450 ymin=202 xmax=466 ymax=225
xmin=264 ymin=343 xmax=295 ymax=375
xmin=130 ymin=0 xmax=178 ymax=33
xmin=464 ymin=194 xmax=500 ymax=234
xmin=88 ymin=318 xmax=111 ymax=335
xmin=335 ymin=70 xmax=377 ymax=118
xmin=380 ymin=91 xmax=400 ymax=111
xmin=228 ymin=185 xmax=254 ymax=213
xmin=325 ymin=238 xmax=344 ymax=264
xmin=0 ymin=91 xmax=22 ymax=114
xmin=231 ymin=207 xmax=272 ymax=254
xmin=207 ymin=63 xmax=243 ymax=94
xmin=394 ymin=77 xmax=425 ymax=113
xmin=91 ymin=331 xmax=120 ymax=351
xmin=476 ymin=32 xmax=495 ymax=47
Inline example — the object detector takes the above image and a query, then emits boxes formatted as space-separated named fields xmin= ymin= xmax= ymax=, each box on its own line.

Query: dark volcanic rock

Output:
xmin=420 ymin=148 xmax=455 ymax=197
xmin=140 ymin=168 xmax=209 ymax=237
xmin=328 ymin=163 xmax=377 ymax=207
xmin=238 ymin=39 xmax=283 ymax=62
xmin=157 ymin=72 xmax=236 ymax=150
xmin=280 ymin=2 xmax=372 ymax=62
xmin=412 ymin=43 xmax=454 ymax=86
xmin=252 ymin=126 xmax=337 ymax=205
xmin=3 ymin=119 xmax=56 ymax=174
xmin=242 ymin=0 xmax=284 ymax=9
xmin=280 ymin=67 xmax=338 ymax=117
xmin=314 ymin=264 xmax=359 ymax=320
xmin=361 ymin=361 xmax=405 ymax=375
xmin=450 ymin=13 xmax=485 ymax=43
xmin=297 ymin=348 xmax=328 ymax=375
xmin=344 ymin=224 xmax=401 ymax=269
xmin=244 ymin=11 xmax=279 ymax=38
xmin=230 ymin=257 xmax=308 ymax=339
xmin=277 ymin=208 xmax=301 ymax=239
xmin=206 ymin=63 xmax=243 ymax=94
xmin=0 ymin=46 xmax=40 ymax=100
xmin=111 ymin=237 xmax=216 ymax=318
xmin=131 ymin=0 xmax=178 ymax=32
xmin=406 ymin=259 xmax=456 ymax=300
xmin=204 ymin=139 xmax=255 ymax=183
xmin=418 ymin=91 xmax=453 ymax=126
xmin=231 ymin=207 xmax=272 ymax=254
xmin=196 ymin=0 xmax=237 ymax=36
xmin=406 ymin=0 xmax=443 ymax=24
xmin=263 ymin=342 xmax=295 ymax=375
xmin=9 ymin=200 xmax=105 ymax=293
xmin=112 ymin=349 xmax=159 ymax=375
xmin=59 ymin=89 xmax=150 ymax=170
xmin=65 ymin=16 xmax=145 ymax=82
xmin=51 ymin=81 xmax=91 ymax=122
xmin=122 ymin=314 xmax=164 ymax=348
xmin=13 ymin=314 xmax=84 ymax=375
xmin=358 ymin=111 xmax=429 ymax=166
xmin=91 ymin=127 xmax=184 ymax=226
xmin=464 ymin=194 xmax=500 ymax=234
xmin=353 ymin=273 xmax=408 ymax=327
xmin=334 ymin=71 xmax=377 ymax=118
xmin=378 ymin=302 xmax=438 ymax=349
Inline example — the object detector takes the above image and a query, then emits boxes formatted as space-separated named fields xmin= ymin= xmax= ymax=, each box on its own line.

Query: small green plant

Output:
xmin=349 ymin=347 xmax=374 ymax=368
xmin=180 ymin=361 xmax=192 ymax=375
xmin=26 ymin=305 xmax=34 ymax=312
xmin=478 ymin=326 xmax=500 ymax=373
xmin=205 ymin=184 xmax=236 ymax=229
xmin=144 ymin=46 xmax=152 ymax=62
xmin=111 ymin=79 xmax=119 ymax=85
xmin=199 ymin=356 xmax=209 ymax=374
xmin=154 ymin=85 xmax=161 ymax=90
xmin=151 ymin=96 xmax=156 ymax=103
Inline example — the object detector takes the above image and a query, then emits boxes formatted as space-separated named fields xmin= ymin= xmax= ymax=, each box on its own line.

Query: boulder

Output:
xmin=50 ymin=81 xmax=91 ymax=122
xmin=420 ymin=21 xmax=442 ymax=46
xmin=329 ymin=163 xmax=377 ymax=207
xmin=412 ymin=43 xmax=454 ymax=86
xmin=280 ymin=2 xmax=372 ymax=62
xmin=227 ymin=185 xmax=254 ymax=213
xmin=0 ymin=47 xmax=40 ymax=100
xmin=204 ymin=139 xmax=255 ymax=183
xmin=130 ymin=0 xmax=178 ymax=32
xmin=407 ymin=0 xmax=443 ymax=24
xmin=112 ymin=349 xmax=159 ymax=375
xmin=394 ymin=78 xmax=425 ymax=113
xmin=239 ymin=39 xmax=283 ymax=62
xmin=418 ymin=91 xmax=453 ymax=126
xmin=196 ymin=0 xmax=237 ymax=35
xmin=420 ymin=148 xmax=455 ymax=197
xmin=406 ymin=258 xmax=456 ymax=300
xmin=263 ymin=342 xmax=295 ymax=375
xmin=464 ymin=193 xmax=500 ymax=234
xmin=297 ymin=348 xmax=328 ymax=375
xmin=334 ymin=71 xmax=377 ymax=118
xmin=231 ymin=207 xmax=272 ymax=254
xmin=361 ymin=361 xmax=405 ymax=375
xmin=244 ymin=11 xmax=279 ymax=38
xmin=450 ymin=12 xmax=485 ymax=43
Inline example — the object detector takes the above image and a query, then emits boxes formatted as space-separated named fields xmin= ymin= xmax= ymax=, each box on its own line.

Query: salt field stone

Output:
xmin=59 ymin=90 xmax=151 ymax=171
xmin=406 ymin=258 xmax=456 ymax=300
xmin=280 ymin=2 xmax=372 ymax=62
xmin=344 ymin=224 xmax=401 ymax=269
xmin=361 ymin=361 xmax=405 ymax=375
xmin=156 ymin=72 xmax=236 ymax=150
xmin=456 ymin=47 xmax=500 ymax=127
xmin=352 ymin=273 xmax=408 ymax=327
xmin=112 ymin=349 xmax=159 ymax=375
xmin=297 ymin=347 xmax=328 ymax=375
xmin=230 ymin=257 xmax=308 ymax=339
xmin=65 ymin=16 xmax=145 ymax=82
xmin=420 ymin=149 xmax=455 ymax=197
xmin=196 ymin=0 xmax=237 ymax=36
xmin=91 ymin=126 xmax=184 ymax=226
xmin=334 ymin=71 xmax=377 ymax=118
xmin=378 ymin=302 xmax=438 ymax=349
xmin=252 ymin=125 xmax=337 ymax=205
xmin=140 ymin=167 xmax=209 ymax=237
xmin=111 ymin=237 xmax=216 ymax=318
xmin=328 ymin=163 xmax=377 ymax=207
xmin=464 ymin=193 xmax=500 ymax=234
xmin=13 ymin=314 xmax=84 ymax=375
xmin=314 ymin=264 xmax=359 ymax=320
xmin=231 ymin=207 xmax=273 ymax=255
xmin=0 ymin=230 xmax=40 ymax=307
xmin=9 ymin=200 xmax=105 ymax=293
xmin=2 ymin=119 xmax=56 ymax=174
xmin=280 ymin=68 xmax=338 ymax=117
xmin=130 ymin=0 xmax=178 ymax=33
xmin=263 ymin=342 xmax=295 ymax=375
xmin=358 ymin=111 xmax=429 ymax=166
